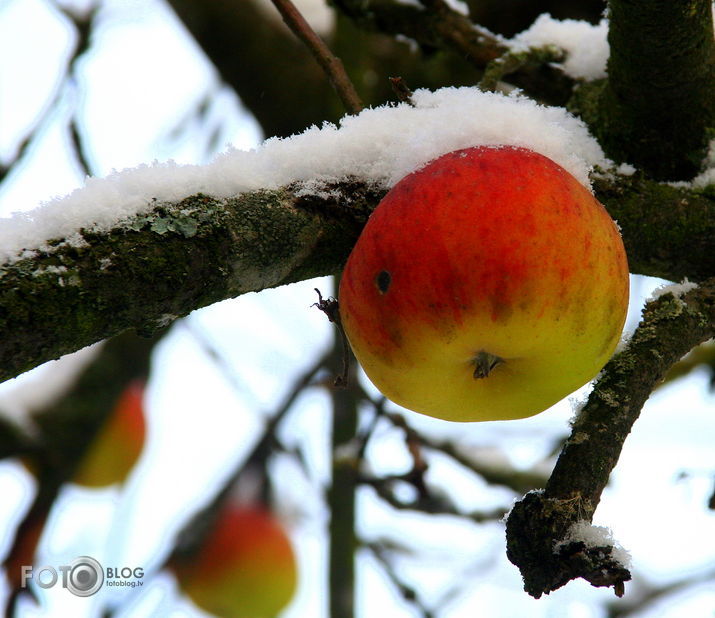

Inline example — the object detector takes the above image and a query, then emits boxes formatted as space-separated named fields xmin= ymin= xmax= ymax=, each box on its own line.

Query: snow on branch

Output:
xmin=0 ymin=88 xmax=713 ymax=384
xmin=511 ymin=14 xmax=609 ymax=81
xmin=0 ymin=88 xmax=608 ymax=266
xmin=0 ymin=184 xmax=380 ymax=384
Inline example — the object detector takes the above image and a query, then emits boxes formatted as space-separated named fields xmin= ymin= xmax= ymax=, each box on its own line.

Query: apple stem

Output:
xmin=472 ymin=351 xmax=504 ymax=379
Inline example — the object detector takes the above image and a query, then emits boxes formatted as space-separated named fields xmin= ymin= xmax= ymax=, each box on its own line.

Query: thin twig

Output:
xmin=116 ymin=351 xmax=332 ymax=618
xmin=364 ymin=541 xmax=435 ymax=618
xmin=269 ymin=0 xmax=364 ymax=114
xmin=179 ymin=318 xmax=253 ymax=397
xmin=389 ymin=76 xmax=414 ymax=105
xmin=607 ymin=565 xmax=715 ymax=618
xmin=360 ymin=472 xmax=507 ymax=523
xmin=0 ymin=7 xmax=98 ymax=183
xmin=70 ymin=114 xmax=93 ymax=178
xmin=355 ymin=395 xmax=387 ymax=460
xmin=380 ymin=409 xmax=548 ymax=494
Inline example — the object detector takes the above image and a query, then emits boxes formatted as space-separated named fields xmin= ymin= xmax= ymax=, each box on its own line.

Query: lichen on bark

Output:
xmin=0 ymin=185 xmax=380 ymax=383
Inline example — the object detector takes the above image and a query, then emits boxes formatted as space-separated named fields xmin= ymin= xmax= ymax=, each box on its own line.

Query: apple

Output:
xmin=72 ymin=380 xmax=146 ymax=486
xmin=173 ymin=504 xmax=297 ymax=618
xmin=339 ymin=146 xmax=629 ymax=422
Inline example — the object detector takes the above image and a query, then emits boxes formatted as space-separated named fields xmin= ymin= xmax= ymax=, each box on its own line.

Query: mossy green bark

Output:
xmin=593 ymin=173 xmax=715 ymax=282
xmin=595 ymin=0 xmax=715 ymax=180
xmin=0 ymin=172 xmax=712 ymax=385
xmin=0 ymin=185 xmax=381 ymax=383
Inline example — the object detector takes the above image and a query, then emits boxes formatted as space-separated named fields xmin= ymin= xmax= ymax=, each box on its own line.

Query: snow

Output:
xmin=557 ymin=520 xmax=632 ymax=568
xmin=0 ymin=343 xmax=102 ymax=428
xmin=0 ymin=87 xmax=611 ymax=265
xmin=511 ymin=14 xmax=609 ymax=81
xmin=442 ymin=0 xmax=470 ymax=16
xmin=615 ymin=162 xmax=636 ymax=176
xmin=688 ymin=137 xmax=715 ymax=187
xmin=649 ymin=278 xmax=699 ymax=302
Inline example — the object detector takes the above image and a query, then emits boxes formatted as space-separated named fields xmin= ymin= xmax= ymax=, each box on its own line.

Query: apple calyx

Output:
xmin=472 ymin=350 xmax=504 ymax=379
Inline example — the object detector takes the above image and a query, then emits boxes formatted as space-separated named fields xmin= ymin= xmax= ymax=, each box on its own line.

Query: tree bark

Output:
xmin=596 ymin=0 xmax=715 ymax=179
xmin=0 ymin=174 xmax=713 ymax=385
xmin=0 ymin=184 xmax=379 ymax=383
xmin=506 ymin=279 xmax=715 ymax=597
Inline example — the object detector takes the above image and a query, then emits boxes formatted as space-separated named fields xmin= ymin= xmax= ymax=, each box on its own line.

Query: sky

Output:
xmin=0 ymin=1 xmax=714 ymax=617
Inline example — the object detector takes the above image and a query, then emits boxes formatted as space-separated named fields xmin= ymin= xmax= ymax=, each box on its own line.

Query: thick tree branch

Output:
xmin=596 ymin=0 xmax=715 ymax=179
xmin=0 ymin=184 xmax=380 ymax=384
xmin=1 ymin=172 xmax=714 ymax=384
xmin=593 ymin=173 xmax=715 ymax=282
xmin=506 ymin=279 xmax=715 ymax=597
xmin=332 ymin=0 xmax=505 ymax=65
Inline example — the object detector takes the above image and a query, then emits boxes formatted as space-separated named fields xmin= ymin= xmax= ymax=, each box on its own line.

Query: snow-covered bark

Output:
xmin=0 ymin=184 xmax=379 ymax=383
xmin=1 ymin=170 xmax=713 ymax=385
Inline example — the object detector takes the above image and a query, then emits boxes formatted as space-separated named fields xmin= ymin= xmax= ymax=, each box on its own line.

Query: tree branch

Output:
xmin=332 ymin=0 xmax=506 ymax=66
xmin=506 ymin=279 xmax=715 ymax=598
xmin=166 ymin=0 xmax=343 ymax=138
xmin=596 ymin=0 xmax=715 ymax=179
xmin=269 ymin=0 xmax=364 ymax=114
xmin=327 ymin=303 xmax=360 ymax=618
xmin=593 ymin=173 xmax=715 ymax=283
xmin=330 ymin=0 xmax=576 ymax=104
xmin=1 ymin=171 xmax=713 ymax=384
xmin=379 ymin=410 xmax=548 ymax=495
xmin=2 ymin=330 xmax=155 ymax=612
xmin=0 ymin=7 xmax=98 ymax=183
xmin=0 ymin=183 xmax=380 ymax=383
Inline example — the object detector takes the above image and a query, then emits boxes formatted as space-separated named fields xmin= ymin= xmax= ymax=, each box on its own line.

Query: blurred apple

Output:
xmin=339 ymin=146 xmax=629 ymax=421
xmin=173 ymin=504 xmax=297 ymax=618
xmin=72 ymin=380 xmax=146 ymax=486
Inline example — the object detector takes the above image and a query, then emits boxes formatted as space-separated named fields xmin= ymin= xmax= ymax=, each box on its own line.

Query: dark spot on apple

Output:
xmin=376 ymin=270 xmax=391 ymax=294
xmin=490 ymin=295 xmax=513 ymax=323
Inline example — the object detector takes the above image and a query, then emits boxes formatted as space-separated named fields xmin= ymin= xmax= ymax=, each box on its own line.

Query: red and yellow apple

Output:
xmin=173 ymin=504 xmax=297 ymax=618
xmin=339 ymin=146 xmax=629 ymax=422
xmin=73 ymin=380 xmax=146 ymax=487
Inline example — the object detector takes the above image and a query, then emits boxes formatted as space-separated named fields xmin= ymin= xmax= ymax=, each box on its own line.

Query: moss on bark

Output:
xmin=595 ymin=0 xmax=715 ymax=179
xmin=0 ymin=185 xmax=381 ymax=383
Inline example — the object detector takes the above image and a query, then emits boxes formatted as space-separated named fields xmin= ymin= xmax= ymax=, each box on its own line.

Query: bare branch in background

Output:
xmin=0 ymin=6 xmax=97 ymax=183
xmin=269 ymin=0 xmax=364 ymax=114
